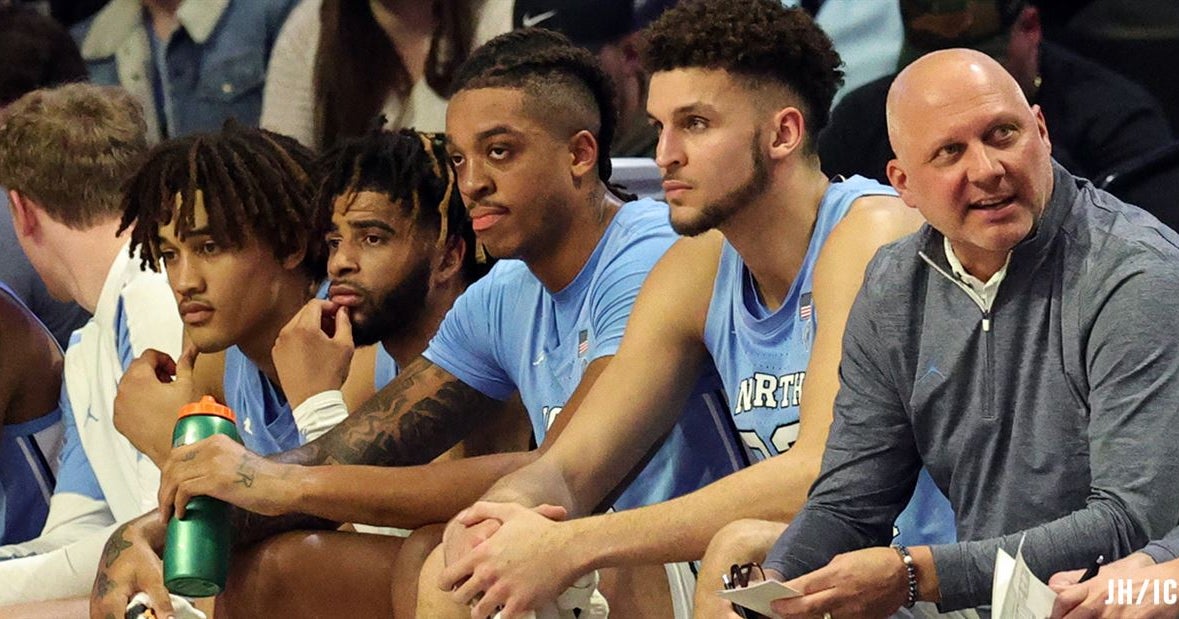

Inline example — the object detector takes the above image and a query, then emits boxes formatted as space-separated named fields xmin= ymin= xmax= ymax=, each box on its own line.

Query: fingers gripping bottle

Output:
xmin=163 ymin=396 xmax=241 ymax=597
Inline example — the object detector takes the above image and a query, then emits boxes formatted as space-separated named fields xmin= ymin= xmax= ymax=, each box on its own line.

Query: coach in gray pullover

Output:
xmin=763 ymin=50 xmax=1179 ymax=615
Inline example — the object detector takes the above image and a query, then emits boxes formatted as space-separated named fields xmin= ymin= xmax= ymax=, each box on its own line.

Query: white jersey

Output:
xmin=60 ymin=244 xmax=183 ymax=521
xmin=0 ymin=243 xmax=182 ymax=604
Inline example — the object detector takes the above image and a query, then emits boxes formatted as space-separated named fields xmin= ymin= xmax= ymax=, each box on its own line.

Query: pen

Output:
xmin=1078 ymin=555 xmax=1105 ymax=583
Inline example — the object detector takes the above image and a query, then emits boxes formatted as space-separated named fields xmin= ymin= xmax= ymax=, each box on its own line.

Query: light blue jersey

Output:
xmin=0 ymin=284 xmax=64 ymax=545
xmin=0 ymin=409 xmax=63 ymax=546
xmin=222 ymin=346 xmax=300 ymax=455
xmin=375 ymin=345 xmax=398 ymax=390
xmin=702 ymin=175 xmax=956 ymax=546
xmin=426 ymin=199 xmax=743 ymax=510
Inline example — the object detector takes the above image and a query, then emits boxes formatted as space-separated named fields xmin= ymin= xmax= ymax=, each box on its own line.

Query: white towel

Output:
xmin=492 ymin=571 xmax=610 ymax=619
xmin=125 ymin=591 xmax=206 ymax=619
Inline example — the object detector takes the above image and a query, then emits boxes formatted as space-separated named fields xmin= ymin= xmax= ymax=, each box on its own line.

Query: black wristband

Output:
xmin=893 ymin=544 xmax=918 ymax=608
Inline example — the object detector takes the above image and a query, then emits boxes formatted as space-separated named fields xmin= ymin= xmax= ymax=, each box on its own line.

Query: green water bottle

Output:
xmin=162 ymin=395 xmax=241 ymax=598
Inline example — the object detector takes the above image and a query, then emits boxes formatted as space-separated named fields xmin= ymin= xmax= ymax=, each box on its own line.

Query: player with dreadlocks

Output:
xmin=122 ymin=124 xmax=530 ymax=618
xmin=110 ymin=122 xmax=361 ymax=466
xmin=313 ymin=126 xmax=491 ymax=360
xmin=91 ymin=28 xmax=740 ymax=618
xmin=285 ymin=126 xmax=529 ymax=460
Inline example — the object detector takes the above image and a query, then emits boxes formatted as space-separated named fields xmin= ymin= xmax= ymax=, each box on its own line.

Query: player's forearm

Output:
xmin=294 ymin=451 xmax=538 ymax=529
xmin=572 ymin=451 xmax=820 ymax=569
xmin=269 ymin=358 xmax=491 ymax=469
xmin=116 ymin=510 xmax=167 ymax=555
xmin=228 ymin=450 xmax=538 ymax=545
xmin=479 ymin=454 xmax=581 ymax=513
xmin=229 ymin=507 xmax=335 ymax=548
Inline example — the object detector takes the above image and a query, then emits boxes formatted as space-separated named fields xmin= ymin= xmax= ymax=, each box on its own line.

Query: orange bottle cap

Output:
xmin=177 ymin=395 xmax=236 ymax=423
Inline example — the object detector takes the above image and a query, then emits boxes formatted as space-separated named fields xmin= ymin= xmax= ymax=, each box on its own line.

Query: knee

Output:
xmin=391 ymin=524 xmax=446 ymax=616
xmin=415 ymin=543 xmax=459 ymax=617
xmin=221 ymin=531 xmax=322 ymax=615
xmin=400 ymin=523 xmax=445 ymax=568
xmin=705 ymin=518 xmax=789 ymax=563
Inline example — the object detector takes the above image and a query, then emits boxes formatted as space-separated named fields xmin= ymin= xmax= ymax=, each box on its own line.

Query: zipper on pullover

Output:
xmin=918 ymin=251 xmax=997 ymax=321
xmin=920 ymin=251 xmax=999 ymax=420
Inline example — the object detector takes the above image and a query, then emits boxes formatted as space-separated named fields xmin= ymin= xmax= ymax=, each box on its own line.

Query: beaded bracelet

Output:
xmin=893 ymin=544 xmax=918 ymax=608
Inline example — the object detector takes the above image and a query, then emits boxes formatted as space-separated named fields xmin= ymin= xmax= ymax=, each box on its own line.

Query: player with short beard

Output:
xmin=271 ymin=127 xmax=525 ymax=464
xmin=322 ymin=129 xmax=482 ymax=352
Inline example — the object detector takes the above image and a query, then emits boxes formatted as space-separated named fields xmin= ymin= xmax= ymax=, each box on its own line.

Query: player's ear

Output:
xmin=433 ymin=234 xmax=465 ymax=285
xmin=568 ymin=130 xmax=599 ymax=188
xmin=767 ymin=105 xmax=805 ymax=161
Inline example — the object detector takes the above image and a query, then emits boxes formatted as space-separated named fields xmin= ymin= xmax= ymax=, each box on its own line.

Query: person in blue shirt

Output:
xmin=73 ymin=0 xmax=299 ymax=142
xmin=426 ymin=2 xmax=945 ymax=617
xmin=271 ymin=128 xmax=524 ymax=463
xmin=0 ymin=284 xmax=64 ymax=548
xmin=91 ymin=29 xmax=741 ymax=619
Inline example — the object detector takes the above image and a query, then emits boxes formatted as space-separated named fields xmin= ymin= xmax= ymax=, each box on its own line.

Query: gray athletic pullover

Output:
xmin=1144 ymin=526 xmax=1179 ymax=564
xmin=765 ymin=163 xmax=1179 ymax=611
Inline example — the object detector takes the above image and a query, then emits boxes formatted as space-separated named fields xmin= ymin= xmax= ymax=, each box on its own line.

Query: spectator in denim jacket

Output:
xmin=73 ymin=0 xmax=299 ymax=142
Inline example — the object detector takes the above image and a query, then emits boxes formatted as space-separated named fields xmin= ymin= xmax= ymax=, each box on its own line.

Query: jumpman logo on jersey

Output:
xmin=541 ymin=405 xmax=564 ymax=430
xmin=242 ymin=417 xmax=254 ymax=435
xmin=84 ymin=405 xmax=99 ymax=425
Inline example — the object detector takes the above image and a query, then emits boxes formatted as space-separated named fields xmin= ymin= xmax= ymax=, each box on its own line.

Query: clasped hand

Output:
xmin=439 ymin=502 xmax=571 ymax=618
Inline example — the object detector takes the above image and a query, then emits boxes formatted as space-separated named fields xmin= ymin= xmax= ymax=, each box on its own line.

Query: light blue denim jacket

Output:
xmin=73 ymin=0 xmax=297 ymax=142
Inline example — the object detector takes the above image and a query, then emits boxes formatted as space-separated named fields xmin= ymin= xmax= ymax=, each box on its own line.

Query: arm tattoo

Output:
xmin=102 ymin=525 xmax=133 ymax=568
xmin=313 ymin=357 xmax=493 ymax=466
xmin=92 ymin=524 xmax=128 ymax=612
xmin=93 ymin=570 xmax=114 ymax=598
xmin=232 ymin=357 xmax=494 ymax=546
